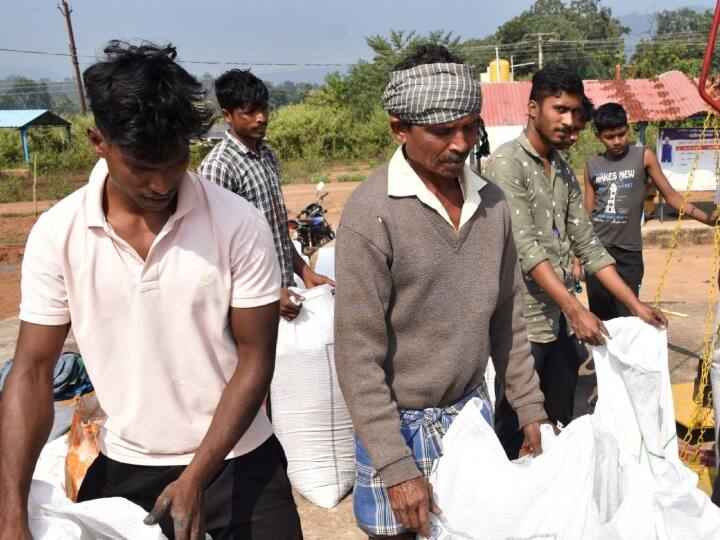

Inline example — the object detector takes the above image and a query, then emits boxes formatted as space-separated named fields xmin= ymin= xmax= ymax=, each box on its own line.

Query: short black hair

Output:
xmin=580 ymin=95 xmax=595 ymax=122
xmin=393 ymin=44 xmax=464 ymax=71
xmin=83 ymin=41 xmax=212 ymax=163
xmin=529 ymin=64 xmax=584 ymax=103
xmin=593 ymin=102 xmax=628 ymax=132
xmin=214 ymin=69 xmax=269 ymax=111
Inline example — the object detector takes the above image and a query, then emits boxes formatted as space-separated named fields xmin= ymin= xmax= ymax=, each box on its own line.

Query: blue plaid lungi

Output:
xmin=353 ymin=383 xmax=493 ymax=537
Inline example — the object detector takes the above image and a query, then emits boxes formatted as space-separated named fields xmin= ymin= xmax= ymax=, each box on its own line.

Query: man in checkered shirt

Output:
xmin=199 ymin=69 xmax=334 ymax=320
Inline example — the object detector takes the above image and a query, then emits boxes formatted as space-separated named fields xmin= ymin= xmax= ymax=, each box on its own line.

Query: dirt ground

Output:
xmin=0 ymin=184 xmax=719 ymax=539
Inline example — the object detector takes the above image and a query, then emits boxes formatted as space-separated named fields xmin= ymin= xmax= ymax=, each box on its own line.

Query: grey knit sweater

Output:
xmin=334 ymin=164 xmax=546 ymax=488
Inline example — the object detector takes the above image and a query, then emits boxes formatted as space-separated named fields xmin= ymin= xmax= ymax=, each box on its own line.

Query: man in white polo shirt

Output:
xmin=0 ymin=41 xmax=302 ymax=540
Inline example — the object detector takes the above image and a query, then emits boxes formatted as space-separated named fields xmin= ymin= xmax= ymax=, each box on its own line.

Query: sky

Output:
xmin=1 ymin=0 xmax=716 ymax=85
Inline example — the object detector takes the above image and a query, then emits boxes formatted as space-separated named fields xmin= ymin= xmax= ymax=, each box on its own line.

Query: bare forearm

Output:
xmin=593 ymin=265 xmax=641 ymax=310
xmin=666 ymin=194 xmax=711 ymax=224
xmin=528 ymin=261 xmax=583 ymax=315
xmin=179 ymin=354 xmax=273 ymax=487
xmin=0 ymin=368 xmax=54 ymax=516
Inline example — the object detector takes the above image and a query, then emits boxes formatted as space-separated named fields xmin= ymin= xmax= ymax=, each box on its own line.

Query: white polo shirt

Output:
xmin=20 ymin=160 xmax=281 ymax=465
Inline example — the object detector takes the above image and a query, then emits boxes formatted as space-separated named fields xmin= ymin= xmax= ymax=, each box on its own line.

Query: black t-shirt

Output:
xmin=587 ymin=146 xmax=649 ymax=251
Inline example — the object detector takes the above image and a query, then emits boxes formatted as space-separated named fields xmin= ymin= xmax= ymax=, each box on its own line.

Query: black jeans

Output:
xmin=494 ymin=316 xmax=583 ymax=459
xmin=78 ymin=435 xmax=303 ymax=540
xmin=586 ymin=246 xmax=644 ymax=321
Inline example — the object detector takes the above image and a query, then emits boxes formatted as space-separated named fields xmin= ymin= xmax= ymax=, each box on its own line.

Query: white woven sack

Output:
xmin=28 ymin=436 xmax=165 ymax=539
xmin=428 ymin=400 xmax=599 ymax=539
xmin=426 ymin=317 xmax=720 ymax=540
xmin=593 ymin=318 xmax=720 ymax=540
xmin=271 ymin=284 xmax=355 ymax=508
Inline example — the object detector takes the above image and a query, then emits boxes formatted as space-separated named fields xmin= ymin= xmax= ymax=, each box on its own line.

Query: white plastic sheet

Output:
xmin=427 ymin=317 xmax=720 ymax=540
xmin=29 ymin=436 xmax=165 ymax=539
xmin=271 ymin=284 xmax=355 ymax=508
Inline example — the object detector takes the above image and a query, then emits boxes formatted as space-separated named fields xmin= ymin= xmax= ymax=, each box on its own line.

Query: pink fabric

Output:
xmin=20 ymin=159 xmax=280 ymax=465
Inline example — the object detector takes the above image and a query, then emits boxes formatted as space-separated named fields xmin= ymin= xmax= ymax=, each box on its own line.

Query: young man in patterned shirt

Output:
xmin=199 ymin=70 xmax=334 ymax=320
xmin=485 ymin=65 xmax=667 ymax=459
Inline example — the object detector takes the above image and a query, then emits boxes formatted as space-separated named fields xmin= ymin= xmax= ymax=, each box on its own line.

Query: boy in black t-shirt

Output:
xmin=583 ymin=103 xmax=717 ymax=320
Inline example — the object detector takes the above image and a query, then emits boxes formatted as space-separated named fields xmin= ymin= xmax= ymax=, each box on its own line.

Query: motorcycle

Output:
xmin=288 ymin=181 xmax=335 ymax=256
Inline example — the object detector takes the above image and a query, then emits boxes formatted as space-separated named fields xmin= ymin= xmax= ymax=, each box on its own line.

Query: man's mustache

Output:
xmin=439 ymin=153 xmax=467 ymax=164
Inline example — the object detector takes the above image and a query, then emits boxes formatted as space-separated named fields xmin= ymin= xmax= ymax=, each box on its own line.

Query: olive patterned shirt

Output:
xmin=485 ymin=132 xmax=615 ymax=343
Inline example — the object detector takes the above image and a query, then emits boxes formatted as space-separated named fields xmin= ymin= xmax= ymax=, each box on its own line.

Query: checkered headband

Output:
xmin=382 ymin=62 xmax=482 ymax=125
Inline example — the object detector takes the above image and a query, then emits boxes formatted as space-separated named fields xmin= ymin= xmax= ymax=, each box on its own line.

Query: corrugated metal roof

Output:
xmin=0 ymin=109 xmax=70 ymax=128
xmin=481 ymin=71 xmax=711 ymax=127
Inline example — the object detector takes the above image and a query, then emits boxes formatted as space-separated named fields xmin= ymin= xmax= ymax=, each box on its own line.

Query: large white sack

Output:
xmin=427 ymin=317 xmax=720 ymax=540
xmin=271 ymin=284 xmax=355 ymax=508
xmin=594 ymin=318 xmax=720 ymax=540
xmin=428 ymin=399 xmax=600 ymax=539
xmin=314 ymin=247 xmax=335 ymax=281
xmin=28 ymin=436 xmax=165 ymax=539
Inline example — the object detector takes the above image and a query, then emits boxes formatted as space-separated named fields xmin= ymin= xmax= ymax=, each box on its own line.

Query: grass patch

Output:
xmin=0 ymin=175 xmax=26 ymax=203
xmin=337 ymin=174 xmax=365 ymax=182
xmin=1 ymin=212 xmax=37 ymax=218
xmin=311 ymin=171 xmax=330 ymax=183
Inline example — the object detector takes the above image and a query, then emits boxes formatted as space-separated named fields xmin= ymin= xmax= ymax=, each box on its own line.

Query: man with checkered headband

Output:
xmin=333 ymin=44 xmax=549 ymax=539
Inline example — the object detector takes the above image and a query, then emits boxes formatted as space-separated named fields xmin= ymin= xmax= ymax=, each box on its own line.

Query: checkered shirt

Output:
xmin=382 ymin=62 xmax=482 ymax=125
xmin=199 ymin=133 xmax=295 ymax=287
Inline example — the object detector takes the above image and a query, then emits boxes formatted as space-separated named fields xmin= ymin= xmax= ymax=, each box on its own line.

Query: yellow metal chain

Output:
xmin=678 ymin=113 xmax=720 ymax=460
xmin=653 ymin=111 xmax=716 ymax=307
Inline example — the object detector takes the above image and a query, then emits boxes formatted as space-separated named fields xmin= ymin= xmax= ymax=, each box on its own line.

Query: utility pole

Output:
xmin=522 ymin=33 xmax=557 ymax=72
xmin=58 ymin=1 xmax=87 ymax=114
xmin=538 ymin=35 xmax=543 ymax=69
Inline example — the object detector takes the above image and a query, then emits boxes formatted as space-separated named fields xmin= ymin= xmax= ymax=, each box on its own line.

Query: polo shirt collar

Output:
xmin=85 ymin=158 xmax=200 ymax=229
xmin=387 ymin=146 xmax=486 ymax=230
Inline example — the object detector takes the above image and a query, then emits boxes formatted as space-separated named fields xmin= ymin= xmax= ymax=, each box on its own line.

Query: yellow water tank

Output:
xmin=489 ymin=59 xmax=510 ymax=83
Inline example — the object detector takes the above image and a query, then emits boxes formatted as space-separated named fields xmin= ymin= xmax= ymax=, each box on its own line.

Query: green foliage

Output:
xmin=28 ymin=115 xmax=97 ymax=174
xmin=308 ymin=30 xmax=465 ymax=123
xmin=0 ymin=174 xmax=26 ymax=203
xmin=311 ymin=171 xmax=329 ymax=183
xmin=337 ymin=174 xmax=365 ymax=182
xmin=627 ymin=8 xmax=715 ymax=78
xmin=0 ymin=76 xmax=53 ymax=110
xmin=43 ymin=176 xmax=74 ymax=201
xmin=562 ymin=127 xmax=604 ymax=174
xmin=463 ymin=0 xmax=628 ymax=80
xmin=190 ymin=141 xmax=214 ymax=170
xmin=268 ymin=81 xmax=318 ymax=110
xmin=268 ymin=101 xmax=395 ymax=165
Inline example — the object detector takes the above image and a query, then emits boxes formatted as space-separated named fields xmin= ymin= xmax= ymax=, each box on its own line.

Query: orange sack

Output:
xmin=63 ymin=392 xmax=105 ymax=502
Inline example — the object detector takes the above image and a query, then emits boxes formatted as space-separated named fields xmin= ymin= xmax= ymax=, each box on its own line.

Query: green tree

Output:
xmin=311 ymin=30 xmax=464 ymax=121
xmin=627 ymin=8 xmax=715 ymax=78
xmin=267 ymin=81 xmax=318 ymax=110
xmin=0 ymin=76 xmax=53 ymax=109
xmin=463 ymin=0 xmax=627 ymax=79
xmin=51 ymin=94 xmax=79 ymax=115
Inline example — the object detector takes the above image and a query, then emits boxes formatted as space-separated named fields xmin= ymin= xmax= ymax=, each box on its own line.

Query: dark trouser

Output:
xmin=586 ymin=246 xmax=644 ymax=321
xmin=495 ymin=316 xmax=583 ymax=459
xmin=77 ymin=435 xmax=303 ymax=540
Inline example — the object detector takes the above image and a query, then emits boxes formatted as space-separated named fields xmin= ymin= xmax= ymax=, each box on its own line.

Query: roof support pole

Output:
xmin=20 ymin=127 xmax=29 ymax=168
